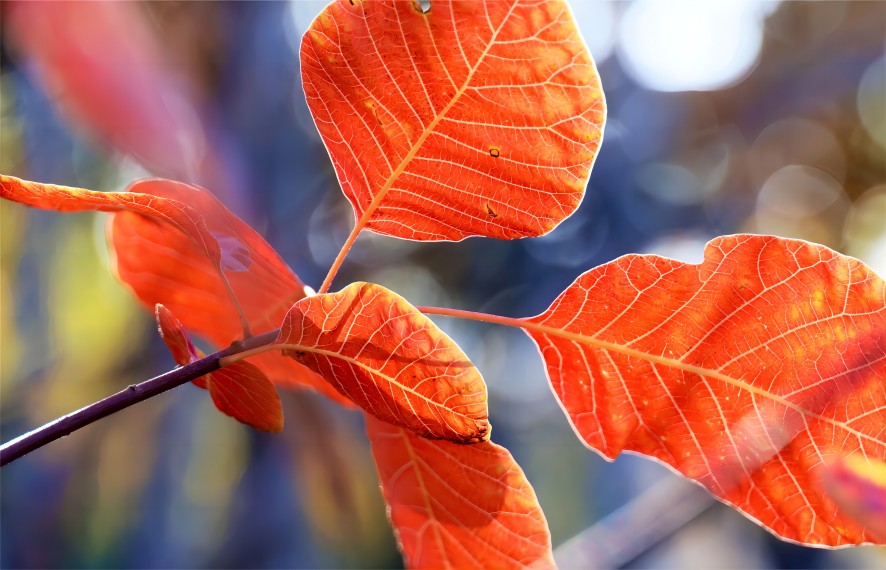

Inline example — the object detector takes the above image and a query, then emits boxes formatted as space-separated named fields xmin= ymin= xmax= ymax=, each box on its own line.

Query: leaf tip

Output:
xmin=154 ymin=303 xmax=198 ymax=365
xmin=467 ymin=420 xmax=491 ymax=444
xmin=264 ymin=414 xmax=285 ymax=434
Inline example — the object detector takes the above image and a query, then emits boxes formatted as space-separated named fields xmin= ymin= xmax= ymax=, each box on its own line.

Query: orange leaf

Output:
xmin=109 ymin=179 xmax=300 ymax=338
xmin=156 ymin=303 xmax=207 ymax=389
xmin=523 ymin=235 xmax=885 ymax=546
xmin=1 ymin=174 xmax=348 ymax=405
xmin=277 ymin=282 xmax=489 ymax=443
xmin=207 ymin=361 xmax=284 ymax=433
xmin=366 ymin=416 xmax=554 ymax=569
xmin=301 ymin=0 xmax=604 ymax=241
xmin=110 ymin=180 xmax=351 ymax=405
xmin=154 ymin=304 xmax=283 ymax=431
xmin=0 ymin=175 xmax=222 ymax=266
xmin=156 ymin=304 xmax=198 ymax=366
xmin=3 ymin=1 xmax=223 ymax=192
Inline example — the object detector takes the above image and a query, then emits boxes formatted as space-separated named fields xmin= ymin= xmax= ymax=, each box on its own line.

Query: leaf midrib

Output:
xmin=418 ymin=306 xmax=883 ymax=448
xmin=276 ymin=343 xmax=482 ymax=425
xmin=352 ymin=1 xmax=520 ymax=233
xmin=522 ymin=320 xmax=884 ymax=448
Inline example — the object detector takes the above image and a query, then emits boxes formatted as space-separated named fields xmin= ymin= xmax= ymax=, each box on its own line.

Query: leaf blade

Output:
xmin=0 ymin=175 xmax=222 ymax=264
xmin=278 ymin=282 xmax=489 ymax=443
xmin=208 ymin=362 xmax=285 ymax=433
xmin=1 ymin=174 xmax=349 ymax=405
xmin=301 ymin=0 xmax=604 ymax=241
xmin=524 ymin=234 xmax=885 ymax=546
xmin=154 ymin=303 xmax=284 ymax=431
xmin=156 ymin=303 xmax=198 ymax=365
xmin=366 ymin=416 xmax=554 ymax=569
xmin=107 ymin=179 xmax=352 ymax=405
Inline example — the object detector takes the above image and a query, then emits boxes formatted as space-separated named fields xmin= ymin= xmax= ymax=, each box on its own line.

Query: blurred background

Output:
xmin=1 ymin=1 xmax=884 ymax=568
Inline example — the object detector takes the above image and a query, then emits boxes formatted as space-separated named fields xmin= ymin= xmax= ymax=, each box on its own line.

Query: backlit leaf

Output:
xmin=0 ymin=175 xmax=222 ymax=265
xmin=523 ymin=234 xmax=885 ymax=546
xmin=110 ymin=179 xmax=299 ymax=341
xmin=207 ymin=361 xmax=285 ymax=433
xmin=0 ymin=175 xmax=348 ymax=405
xmin=156 ymin=304 xmax=198 ymax=366
xmin=278 ymin=282 xmax=489 ymax=443
xmin=301 ymin=0 xmax=604 ymax=241
xmin=366 ymin=416 xmax=554 ymax=569
xmin=155 ymin=304 xmax=284 ymax=432
xmin=108 ymin=179 xmax=352 ymax=405
xmin=3 ymin=1 xmax=227 ymax=195
xmin=156 ymin=303 xmax=207 ymax=389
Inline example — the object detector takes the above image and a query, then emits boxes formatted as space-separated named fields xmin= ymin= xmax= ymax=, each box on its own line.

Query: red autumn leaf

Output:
xmin=301 ymin=0 xmax=604 ymax=241
xmin=3 ymin=1 xmax=230 ymax=196
xmin=206 ymin=361 xmax=285 ymax=433
xmin=156 ymin=303 xmax=208 ymax=389
xmin=366 ymin=416 xmax=554 ymax=569
xmin=110 ymin=179 xmax=301 ymax=339
xmin=277 ymin=282 xmax=489 ymax=443
xmin=0 ymin=175 xmax=223 ymax=266
xmin=522 ymin=234 xmax=885 ymax=546
xmin=110 ymin=179 xmax=351 ymax=405
xmin=0 ymin=174 xmax=348 ymax=405
xmin=822 ymin=455 xmax=886 ymax=541
xmin=156 ymin=304 xmax=199 ymax=366
xmin=155 ymin=304 xmax=284 ymax=432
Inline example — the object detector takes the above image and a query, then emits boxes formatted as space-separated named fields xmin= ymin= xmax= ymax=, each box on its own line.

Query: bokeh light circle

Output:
xmin=617 ymin=0 xmax=766 ymax=92
xmin=857 ymin=56 xmax=886 ymax=150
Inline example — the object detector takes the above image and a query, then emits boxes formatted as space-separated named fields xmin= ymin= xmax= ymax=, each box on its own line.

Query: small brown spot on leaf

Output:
xmin=489 ymin=147 xmax=500 ymax=158
xmin=485 ymin=203 xmax=498 ymax=218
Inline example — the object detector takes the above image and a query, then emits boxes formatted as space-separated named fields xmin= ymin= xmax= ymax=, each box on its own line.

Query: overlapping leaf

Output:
xmin=301 ymin=0 xmax=604 ymax=241
xmin=156 ymin=305 xmax=284 ymax=432
xmin=109 ymin=180 xmax=351 ymax=404
xmin=366 ymin=416 xmax=553 ymax=569
xmin=3 ymin=1 xmax=228 ymax=193
xmin=0 ymin=175 xmax=222 ymax=264
xmin=156 ymin=303 xmax=199 ymax=366
xmin=522 ymin=234 xmax=885 ymax=546
xmin=277 ymin=282 xmax=489 ymax=443
xmin=0 ymin=175 xmax=348 ymax=405
xmin=108 ymin=179 xmax=298 ymax=339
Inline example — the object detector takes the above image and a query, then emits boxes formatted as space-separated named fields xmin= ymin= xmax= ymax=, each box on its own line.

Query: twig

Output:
xmin=553 ymin=476 xmax=713 ymax=569
xmin=0 ymin=330 xmax=279 ymax=467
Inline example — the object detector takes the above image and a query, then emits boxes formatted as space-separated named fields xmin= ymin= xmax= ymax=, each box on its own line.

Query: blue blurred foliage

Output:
xmin=1 ymin=1 xmax=884 ymax=569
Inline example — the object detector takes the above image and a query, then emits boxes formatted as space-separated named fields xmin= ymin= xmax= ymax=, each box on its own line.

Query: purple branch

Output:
xmin=0 ymin=330 xmax=279 ymax=467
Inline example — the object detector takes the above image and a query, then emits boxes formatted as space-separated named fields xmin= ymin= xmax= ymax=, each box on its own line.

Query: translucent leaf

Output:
xmin=524 ymin=235 xmax=885 ymax=546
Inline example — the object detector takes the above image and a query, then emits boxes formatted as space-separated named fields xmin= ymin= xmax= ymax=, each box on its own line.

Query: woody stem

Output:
xmin=1 ymin=306 xmax=522 ymax=468
xmin=0 ymin=330 xmax=279 ymax=468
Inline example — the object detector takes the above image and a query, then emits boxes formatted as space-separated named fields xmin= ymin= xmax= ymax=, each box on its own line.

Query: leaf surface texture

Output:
xmin=524 ymin=234 xmax=885 ymax=545
xmin=156 ymin=304 xmax=284 ymax=432
xmin=108 ymin=179 xmax=349 ymax=404
xmin=301 ymin=0 xmax=604 ymax=240
xmin=278 ymin=283 xmax=489 ymax=443
xmin=0 ymin=175 xmax=347 ymax=405
xmin=367 ymin=416 xmax=553 ymax=569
